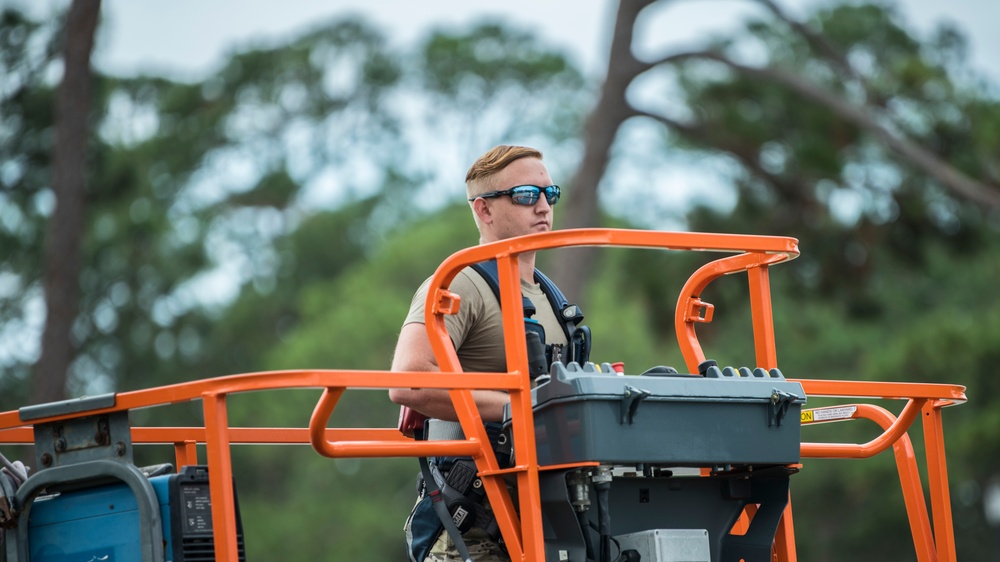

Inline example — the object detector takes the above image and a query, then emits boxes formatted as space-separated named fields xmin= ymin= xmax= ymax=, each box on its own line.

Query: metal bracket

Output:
xmin=768 ymin=389 xmax=799 ymax=427
xmin=620 ymin=385 xmax=651 ymax=425
xmin=432 ymin=289 xmax=462 ymax=315
xmin=34 ymin=410 xmax=133 ymax=470
xmin=684 ymin=298 xmax=715 ymax=323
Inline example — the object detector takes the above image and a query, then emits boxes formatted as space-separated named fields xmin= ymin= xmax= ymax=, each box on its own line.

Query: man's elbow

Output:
xmin=388 ymin=387 xmax=406 ymax=405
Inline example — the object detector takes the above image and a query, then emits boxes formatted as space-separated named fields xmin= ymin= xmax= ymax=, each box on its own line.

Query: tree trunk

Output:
xmin=33 ymin=0 xmax=102 ymax=405
xmin=548 ymin=0 xmax=652 ymax=304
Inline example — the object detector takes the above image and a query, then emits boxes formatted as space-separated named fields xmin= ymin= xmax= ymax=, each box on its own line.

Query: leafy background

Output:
xmin=2 ymin=1 xmax=999 ymax=559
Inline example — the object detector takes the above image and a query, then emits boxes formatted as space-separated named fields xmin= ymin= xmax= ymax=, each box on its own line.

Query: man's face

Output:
xmin=479 ymin=157 xmax=555 ymax=242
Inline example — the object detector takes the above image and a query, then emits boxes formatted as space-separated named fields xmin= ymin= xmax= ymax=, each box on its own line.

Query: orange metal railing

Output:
xmin=793 ymin=386 xmax=964 ymax=562
xmin=0 ymin=228 xmax=966 ymax=562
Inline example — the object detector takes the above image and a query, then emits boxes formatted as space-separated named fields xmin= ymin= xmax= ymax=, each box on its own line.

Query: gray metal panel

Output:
xmin=614 ymin=529 xmax=711 ymax=562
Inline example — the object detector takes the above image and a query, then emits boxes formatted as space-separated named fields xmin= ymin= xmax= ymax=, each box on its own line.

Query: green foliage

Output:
xmin=631 ymin=3 xmax=1000 ymax=558
xmin=0 ymin=9 xmax=61 ymax=400
xmin=671 ymin=2 xmax=1000 ymax=314
xmin=264 ymin=204 xmax=472 ymax=369
xmin=0 ymin=12 xmax=411 ymax=408
xmin=422 ymin=23 xmax=582 ymax=96
xmin=418 ymin=22 xmax=590 ymax=147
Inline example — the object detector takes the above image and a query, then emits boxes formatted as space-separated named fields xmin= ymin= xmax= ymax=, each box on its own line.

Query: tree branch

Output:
xmin=754 ymin=0 xmax=862 ymax=85
xmin=643 ymin=50 xmax=1000 ymax=208
xmin=547 ymin=0 xmax=658 ymax=301
xmin=631 ymin=106 xmax=813 ymax=209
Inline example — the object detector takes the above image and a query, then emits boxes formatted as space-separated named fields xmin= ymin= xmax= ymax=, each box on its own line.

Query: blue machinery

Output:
xmin=2 ymin=398 xmax=244 ymax=562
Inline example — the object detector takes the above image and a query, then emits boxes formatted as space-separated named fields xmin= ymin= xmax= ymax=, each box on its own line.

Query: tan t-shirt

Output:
xmin=403 ymin=267 xmax=569 ymax=373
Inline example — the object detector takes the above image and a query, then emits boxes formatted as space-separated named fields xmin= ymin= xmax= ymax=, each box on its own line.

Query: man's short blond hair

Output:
xmin=465 ymin=145 xmax=543 ymax=199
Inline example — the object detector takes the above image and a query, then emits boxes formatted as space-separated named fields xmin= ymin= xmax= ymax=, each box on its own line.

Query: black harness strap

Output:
xmin=468 ymin=260 xmax=581 ymax=342
xmin=418 ymin=454 xmax=474 ymax=562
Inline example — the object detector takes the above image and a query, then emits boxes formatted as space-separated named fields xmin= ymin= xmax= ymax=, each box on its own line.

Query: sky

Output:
xmin=8 ymin=0 xmax=1000 ymax=84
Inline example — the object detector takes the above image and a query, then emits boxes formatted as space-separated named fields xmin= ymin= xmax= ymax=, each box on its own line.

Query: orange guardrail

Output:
xmin=794 ymin=383 xmax=965 ymax=562
xmin=0 ymin=228 xmax=966 ymax=562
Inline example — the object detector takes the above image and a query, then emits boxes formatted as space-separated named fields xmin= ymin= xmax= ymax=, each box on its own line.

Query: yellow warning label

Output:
xmin=800 ymin=406 xmax=857 ymax=424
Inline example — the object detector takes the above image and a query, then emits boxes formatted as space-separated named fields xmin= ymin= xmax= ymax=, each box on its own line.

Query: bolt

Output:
xmin=54 ymin=438 xmax=67 ymax=452
xmin=115 ymin=442 xmax=127 ymax=457
xmin=473 ymin=478 xmax=482 ymax=489
xmin=40 ymin=453 xmax=52 ymax=467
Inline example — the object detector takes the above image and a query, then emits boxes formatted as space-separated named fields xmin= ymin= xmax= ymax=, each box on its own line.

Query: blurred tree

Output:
xmin=0 ymin=9 xmax=59 ymax=406
xmin=418 ymin=22 xmax=589 ymax=161
xmin=545 ymin=1 xmax=1000 ymax=559
xmin=550 ymin=0 xmax=1000 ymax=303
xmin=33 ymin=0 xmax=102 ymax=404
xmin=0 ymin=13 xmax=406 ymax=409
xmin=668 ymin=2 xmax=1000 ymax=305
xmin=0 ymin=9 xmax=593 ymax=559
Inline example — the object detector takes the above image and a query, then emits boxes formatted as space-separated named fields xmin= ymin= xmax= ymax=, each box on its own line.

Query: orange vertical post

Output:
xmin=747 ymin=262 xmax=789 ymax=561
xmin=746 ymin=264 xmax=778 ymax=369
xmin=174 ymin=439 xmax=198 ymax=467
xmin=203 ymin=393 xmax=240 ymax=562
xmin=923 ymin=401 xmax=957 ymax=562
xmin=496 ymin=253 xmax=546 ymax=562
xmin=890 ymin=424 xmax=936 ymax=562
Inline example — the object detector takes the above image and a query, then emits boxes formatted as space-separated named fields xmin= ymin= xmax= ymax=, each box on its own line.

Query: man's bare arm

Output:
xmin=388 ymin=322 xmax=508 ymax=422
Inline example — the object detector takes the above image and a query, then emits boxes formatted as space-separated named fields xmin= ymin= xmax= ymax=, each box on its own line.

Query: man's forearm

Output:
xmin=389 ymin=388 xmax=509 ymax=422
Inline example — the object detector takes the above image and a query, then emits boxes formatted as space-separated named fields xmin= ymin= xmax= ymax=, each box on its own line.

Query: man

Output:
xmin=390 ymin=145 xmax=570 ymax=562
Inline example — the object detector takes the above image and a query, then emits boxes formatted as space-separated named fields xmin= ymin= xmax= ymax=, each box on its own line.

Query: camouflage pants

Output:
xmin=406 ymin=465 xmax=515 ymax=562
xmin=425 ymin=527 xmax=509 ymax=562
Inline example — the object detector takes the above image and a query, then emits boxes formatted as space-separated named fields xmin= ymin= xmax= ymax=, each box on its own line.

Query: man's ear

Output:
xmin=472 ymin=198 xmax=493 ymax=225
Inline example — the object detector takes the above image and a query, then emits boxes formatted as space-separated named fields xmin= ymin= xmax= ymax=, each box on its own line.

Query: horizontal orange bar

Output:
xmin=0 ymin=371 xmax=522 ymax=430
xmin=794 ymin=379 xmax=966 ymax=402
xmin=0 ymin=427 xmax=409 ymax=446
xmin=313 ymin=438 xmax=482 ymax=459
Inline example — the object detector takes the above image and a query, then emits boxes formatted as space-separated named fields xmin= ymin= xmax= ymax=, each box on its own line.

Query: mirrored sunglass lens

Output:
xmin=544 ymin=186 xmax=560 ymax=204
xmin=510 ymin=187 xmax=540 ymax=205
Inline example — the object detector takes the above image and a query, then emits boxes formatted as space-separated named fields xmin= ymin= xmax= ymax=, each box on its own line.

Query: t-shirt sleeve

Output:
xmin=401 ymin=269 xmax=486 ymax=350
xmin=403 ymin=277 xmax=433 ymax=326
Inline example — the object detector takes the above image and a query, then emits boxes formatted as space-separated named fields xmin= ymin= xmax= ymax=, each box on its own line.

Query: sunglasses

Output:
xmin=469 ymin=185 xmax=561 ymax=206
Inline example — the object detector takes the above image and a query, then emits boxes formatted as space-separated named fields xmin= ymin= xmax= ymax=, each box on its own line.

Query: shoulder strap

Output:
xmin=531 ymin=268 xmax=573 ymax=341
xmin=470 ymin=260 xmax=536 ymax=318
xmin=469 ymin=259 xmax=591 ymax=364
xmin=469 ymin=260 xmax=501 ymax=302
xmin=469 ymin=260 xmax=578 ymax=340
